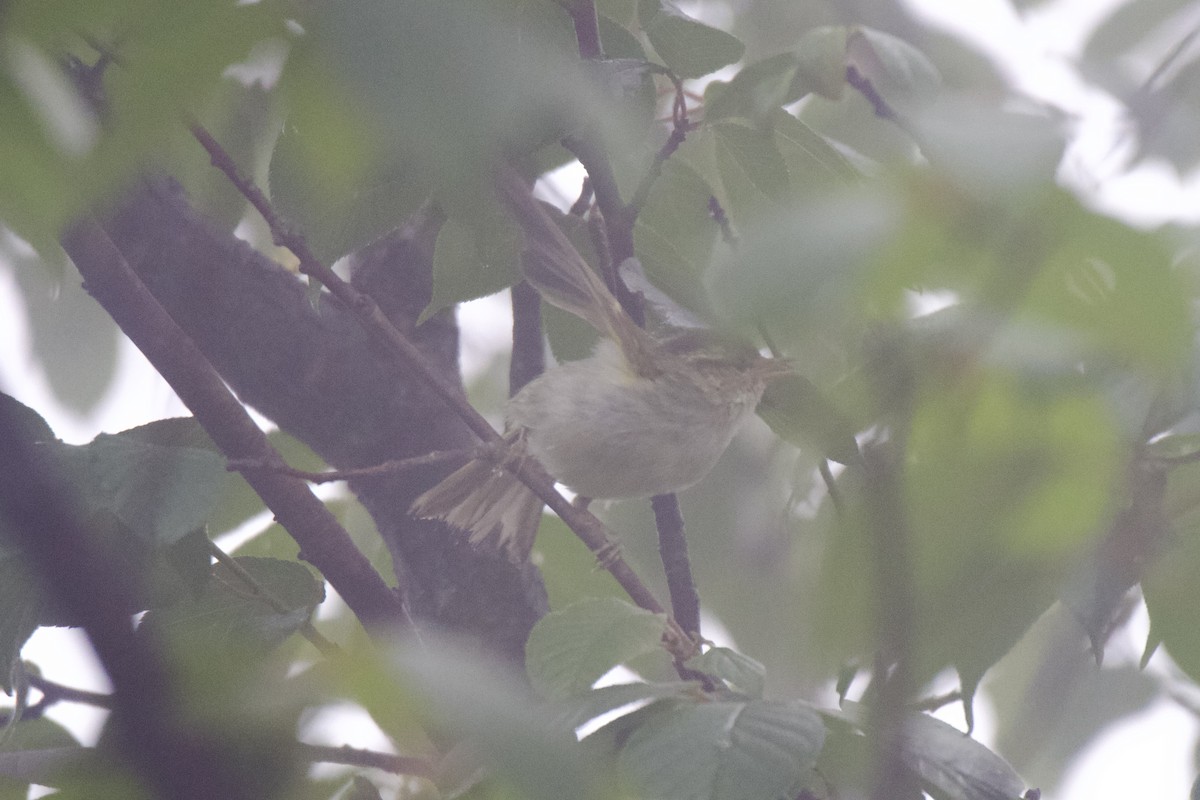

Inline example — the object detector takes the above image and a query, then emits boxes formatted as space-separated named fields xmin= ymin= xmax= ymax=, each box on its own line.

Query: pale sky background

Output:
xmin=3 ymin=0 xmax=1200 ymax=797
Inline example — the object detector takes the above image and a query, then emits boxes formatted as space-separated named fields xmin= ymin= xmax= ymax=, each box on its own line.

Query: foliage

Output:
xmin=2 ymin=0 xmax=1200 ymax=799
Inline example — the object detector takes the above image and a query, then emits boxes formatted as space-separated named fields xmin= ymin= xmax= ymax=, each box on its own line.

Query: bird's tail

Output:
xmin=410 ymin=456 xmax=543 ymax=562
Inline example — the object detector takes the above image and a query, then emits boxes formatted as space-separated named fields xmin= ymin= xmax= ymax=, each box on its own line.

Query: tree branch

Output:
xmin=61 ymin=218 xmax=411 ymax=637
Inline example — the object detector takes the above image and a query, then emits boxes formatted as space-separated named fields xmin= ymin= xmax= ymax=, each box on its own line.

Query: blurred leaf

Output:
xmin=907 ymin=372 xmax=1121 ymax=687
xmin=712 ymin=120 xmax=790 ymax=223
xmin=845 ymin=27 xmax=941 ymax=116
xmin=44 ymin=428 xmax=226 ymax=548
xmin=633 ymin=158 xmax=721 ymax=316
xmin=1 ymin=0 xmax=283 ymax=249
xmin=269 ymin=119 xmax=432 ymax=266
xmin=794 ymin=26 xmax=851 ymax=100
xmin=425 ymin=191 xmax=525 ymax=321
xmin=525 ymin=597 xmax=666 ymax=699
xmin=683 ymin=647 xmax=766 ymax=698
xmin=142 ymin=556 xmax=322 ymax=653
xmin=310 ymin=0 xmax=590 ymax=204
xmin=757 ymin=372 xmax=861 ymax=465
xmin=914 ymin=100 xmax=1064 ymax=200
xmin=1082 ymin=0 xmax=1193 ymax=66
xmin=618 ymin=698 xmax=825 ymax=800
xmin=706 ymin=185 xmax=901 ymax=346
xmin=901 ymin=712 xmax=1026 ymax=800
xmin=1144 ymin=521 xmax=1200 ymax=683
xmin=1021 ymin=205 xmax=1190 ymax=375
xmin=534 ymin=517 xmax=625 ymax=608
xmin=388 ymin=639 xmax=611 ymax=800
xmin=637 ymin=0 xmax=745 ymax=79
xmin=14 ymin=256 xmax=119 ymax=414
xmin=704 ymin=53 xmax=803 ymax=123
xmin=771 ymin=109 xmax=860 ymax=191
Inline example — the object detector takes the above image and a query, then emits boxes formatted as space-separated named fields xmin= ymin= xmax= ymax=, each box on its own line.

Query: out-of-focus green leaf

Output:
xmin=771 ymin=109 xmax=860 ymax=191
xmin=618 ymin=698 xmax=825 ymax=800
xmin=14 ymin=256 xmax=119 ymax=415
xmin=1021 ymin=204 xmax=1190 ymax=375
xmin=386 ymin=639 xmax=611 ymax=800
xmin=534 ymin=517 xmax=624 ymax=608
xmin=633 ymin=158 xmax=721 ymax=316
xmin=706 ymin=185 xmax=901 ymax=347
xmin=712 ymin=120 xmax=789 ymax=224
xmin=426 ymin=202 xmax=522 ymax=321
xmin=44 ymin=429 xmax=226 ymax=548
xmin=845 ymin=27 xmax=941 ymax=116
xmin=901 ymin=712 xmax=1026 ymax=800
xmin=757 ymin=372 xmax=861 ymax=465
xmin=269 ymin=119 xmax=432 ymax=266
xmin=309 ymin=0 xmax=591 ymax=206
xmin=704 ymin=53 xmax=803 ymax=123
xmin=142 ymin=557 xmax=322 ymax=653
xmin=908 ymin=372 xmax=1120 ymax=689
xmin=915 ymin=100 xmax=1064 ymax=199
xmin=637 ymin=0 xmax=744 ymax=79
xmin=525 ymin=597 xmax=666 ymax=699
xmin=683 ymin=646 xmax=766 ymax=698
xmin=794 ymin=26 xmax=850 ymax=100
xmin=1144 ymin=522 xmax=1200 ymax=683
xmin=2 ymin=0 xmax=283 ymax=249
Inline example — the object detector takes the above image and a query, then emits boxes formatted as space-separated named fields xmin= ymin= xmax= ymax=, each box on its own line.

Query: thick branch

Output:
xmin=62 ymin=218 xmax=411 ymax=636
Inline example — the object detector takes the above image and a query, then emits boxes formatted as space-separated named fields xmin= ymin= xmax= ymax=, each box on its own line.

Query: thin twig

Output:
xmin=207 ymin=542 xmax=340 ymax=656
xmin=227 ymin=449 xmax=475 ymax=484
xmin=26 ymin=674 xmax=115 ymax=709
xmin=628 ymin=67 xmax=693 ymax=215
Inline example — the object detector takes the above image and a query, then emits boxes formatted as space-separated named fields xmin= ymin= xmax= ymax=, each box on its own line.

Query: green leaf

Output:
xmin=683 ymin=647 xmax=766 ymax=698
xmin=845 ymin=27 xmax=941 ymax=115
xmin=633 ymin=159 xmax=720 ymax=316
xmin=1020 ymin=205 xmax=1190 ymax=375
xmin=311 ymin=0 xmax=586 ymax=198
xmin=793 ymin=26 xmax=851 ymax=100
xmin=525 ymin=598 xmax=667 ymax=699
xmin=704 ymin=53 xmax=803 ymax=123
xmin=757 ymin=372 xmax=862 ymax=465
xmin=269 ymin=120 xmax=433 ymax=265
xmin=1144 ymin=525 xmax=1200 ymax=684
xmin=386 ymin=639 xmax=610 ymax=800
xmin=44 ymin=427 xmax=226 ymax=548
xmin=15 ymin=258 xmax=119 ymax=415
xmin=706 ymin=185 xmax=901 ymax=346
xmin=619 ymin=699 xmax=826 ymax=800
xmin=770 ymin=109 xmax=860 ymax=191
xmin=1 ymin=0 xmax=283 ymax=250
xmin=534 ymin=517 xmax=624 ymax=607
xmin=638 ymin=0 xmax=745 ymax=79
xmin=141 ymin=557 xmax=323 ymax=653
xmin=426 ymin=205 xmax=522 ymax=321
xmin=901 ymin=713 xmax=1026 ymax=800
xmin=712 ymin=120 xmax=790 ymax=221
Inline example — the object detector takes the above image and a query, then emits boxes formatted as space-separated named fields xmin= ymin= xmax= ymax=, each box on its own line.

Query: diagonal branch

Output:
xmin=191 ymin=126 xmax=672 ymax=624
xmin=61 ymin=218 xmax=412 ymax=637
